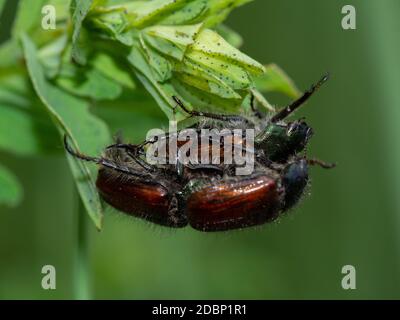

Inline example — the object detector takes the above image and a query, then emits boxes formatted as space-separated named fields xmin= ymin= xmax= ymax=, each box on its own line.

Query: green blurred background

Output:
xmin=1 ymin=0 xmax=400 ymax=299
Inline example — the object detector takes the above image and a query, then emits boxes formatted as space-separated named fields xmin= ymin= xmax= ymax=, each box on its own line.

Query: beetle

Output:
xmin=64 ymin=74 xmax=335 ymax=231
xmin=64 ymin=136 xmax=312 ymax=231
xmin=64 ymin=137 xmax=187 ymax=228
xmin=177 ymin=157 xmax=314 ymax=231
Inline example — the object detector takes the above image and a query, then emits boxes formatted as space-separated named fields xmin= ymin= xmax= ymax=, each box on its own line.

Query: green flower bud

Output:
xmin=87 ymin=0 xmax=268 ymax=117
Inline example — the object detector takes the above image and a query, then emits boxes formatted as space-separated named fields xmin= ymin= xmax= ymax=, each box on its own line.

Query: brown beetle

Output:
xmin=64 ymin=136 xmax=308 ymax=232
xmin=182 ymin=173 xmax=282 ymax=231
xmin=64 ymin=136 xmax=187 ymax=228
xmin=63 ymin=75 xmax=334 ymax=231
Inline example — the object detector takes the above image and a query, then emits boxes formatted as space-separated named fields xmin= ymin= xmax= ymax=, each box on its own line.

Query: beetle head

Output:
xmin=255 ymin=120 xmax=313 ymax=162
xmin=286 ymin=119 xmax=314 ymax=151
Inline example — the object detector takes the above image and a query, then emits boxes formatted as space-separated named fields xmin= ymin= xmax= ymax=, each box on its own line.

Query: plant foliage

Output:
xmin=0 ymin=0 xmax=300 ymax=228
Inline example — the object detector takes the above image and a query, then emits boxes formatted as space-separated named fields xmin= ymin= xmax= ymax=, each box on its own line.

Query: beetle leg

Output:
xmin=185 ymin=163 xmax=224 ymax=173
xmin=167 ymin=194 xmax=187 ymax=226
xmin=307 ymin=158 xmax=336 ymax=169
xmin=250 ymin=93 xmax=264 ymax=119
xmin=172 ymin=96 xmax=247 ymax=123
xmin=271 ymin=73 xmax=330 ymax=122
xmin=131 ymin=156 xmax=155 ymax=172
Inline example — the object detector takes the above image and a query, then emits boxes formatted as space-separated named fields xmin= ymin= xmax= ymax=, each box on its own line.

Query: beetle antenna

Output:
xmin=271 ymin=73 xmax=330 ymax=123
xmin=64 ymin=135 xmax=99 ymax=163
xmin=307 ymin=157 xmax=336 ymax=169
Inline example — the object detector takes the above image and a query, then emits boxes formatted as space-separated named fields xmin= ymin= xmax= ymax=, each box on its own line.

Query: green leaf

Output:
xmin=144 ymin=23 xmax=202 ymax=48
xmin=92 ymin=0 xmax=252 ymax=33
xmin=250 ymin=88 xmax=275 ymax=112
xmin=70 ymin=0 xmax=93 ymax=65
xmin=93 ymin=90 xmax=166 ymax=141
xmin=0 ymin=163 xmax=23 ymax=208
xmin=38 ymin=34 xmax=68 ymax=79
xmin=0 ymin=74 xmax=59 ymax=155
xmin=128 ymin=44 xmax=177 ymax=119
xmin=47 ymin=0 xmax=71 ymax=22
xmin=129 ymin=42 xmax=238 ymax=118
xmin=87 ymin=10 xmax=133 ymax=46
xmin=140 ymin=36 xmax=172 ymax=82
xmin=184 ymin=51 xmax=251 ymax=90
xmin=89 ymin=0 xmax=265 ymax=118
xmin=22 ymin=34 xmax=110 ymax=230
xmin=174 ymin=59 xmax=241 ymax=99
xmin=157 ymin=0 xmax=208 ymax=25
xmin=202 ymin=0 xmax=253 ymax=28
xmin=0 ymin=102 xmax=59 ymax=155
xmin=92 ymin=53 xmax=136 ymax=89
xmin=57 ymin=68 xmax=123 ymax=100
xmin=0 ymin=40 xmax=21 ymax=68
xmin=125 ymin=0 xmax=185 ymax=28
xmin=215 ymin=24 xmax=243 ymax=48
xmin=12 ymin=0 xmax=47 ymax=37
xmin=255 ymin=64 xmax=301 ymax=99
xmin=14 ymin=0 xmax=71 ymax=33
xmin=0 ymin=0 xmax=6 ymax=15
xmin=143 ymin=33 xmax=186 ymax=60
xmin=171 ymin=77 xmax=243 ymax=113
xmin=190 ymin=29 xmax=265 ymax=75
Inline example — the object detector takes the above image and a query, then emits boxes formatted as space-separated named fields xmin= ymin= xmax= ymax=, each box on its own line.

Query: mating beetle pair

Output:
xmin=64 ymin=74 xmax=334 ymax=232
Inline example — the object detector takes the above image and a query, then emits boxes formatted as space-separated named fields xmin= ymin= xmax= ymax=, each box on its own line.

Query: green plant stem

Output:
xmin=74 ymin=195 xmax=91 ymax=300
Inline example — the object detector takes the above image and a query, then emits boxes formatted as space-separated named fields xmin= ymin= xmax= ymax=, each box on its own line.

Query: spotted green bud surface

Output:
xmin=86 ymin=0 xmax=265 ymax=117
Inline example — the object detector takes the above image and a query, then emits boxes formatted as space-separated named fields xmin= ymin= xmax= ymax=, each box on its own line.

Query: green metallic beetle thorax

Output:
xmin=255 ymin=121 xmax=314 ymax=162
